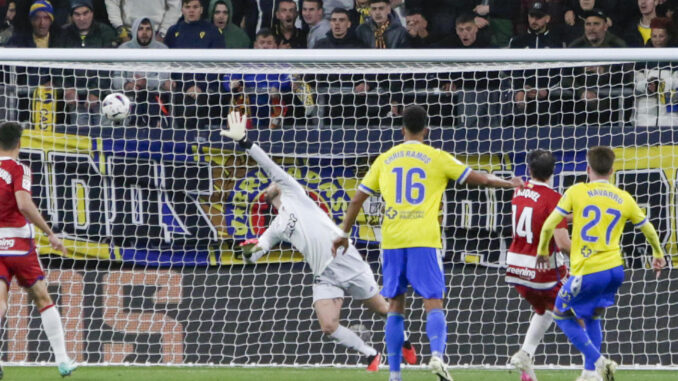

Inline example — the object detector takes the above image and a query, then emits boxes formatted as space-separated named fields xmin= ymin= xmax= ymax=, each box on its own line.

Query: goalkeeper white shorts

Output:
xmin=312 ymin=262 xmax=379 ymax=304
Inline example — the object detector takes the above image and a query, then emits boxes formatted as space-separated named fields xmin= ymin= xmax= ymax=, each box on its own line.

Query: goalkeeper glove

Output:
xmin=237 ymin=238 xmax=261 ymax=264
xmin=221 ymin=111 xmax=252 ymax=149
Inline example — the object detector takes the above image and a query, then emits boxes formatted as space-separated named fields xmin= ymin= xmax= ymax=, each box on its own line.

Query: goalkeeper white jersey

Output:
xmin=249 ymin=144 xmax=364 ymax=278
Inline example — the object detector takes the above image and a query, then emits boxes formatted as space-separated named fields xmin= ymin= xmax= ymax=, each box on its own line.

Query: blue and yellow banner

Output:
xmin=20 ymin=130 xmax=677 ymax=267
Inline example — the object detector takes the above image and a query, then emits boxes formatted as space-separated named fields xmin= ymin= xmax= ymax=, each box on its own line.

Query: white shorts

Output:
xmin=312 ymin=262 xmax=380 ymax=304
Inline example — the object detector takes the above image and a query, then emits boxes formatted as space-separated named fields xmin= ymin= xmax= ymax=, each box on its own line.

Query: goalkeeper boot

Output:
xmin=401 ymin=340 xmax=417 ymax=365
xmin=429 ymin=355 xmax=453 ymax=381
xmin=58 ymin=359 xmax=77 ymax=377
xmin=595 ymin=356 xmax=617 ymax=381
xmin=366 ymin=353 xmax=381 ymax=372
xmin=0 ymin=363 xmax=3 ymax=380
xmin=510 ymin=349 xmax=538 ymax=381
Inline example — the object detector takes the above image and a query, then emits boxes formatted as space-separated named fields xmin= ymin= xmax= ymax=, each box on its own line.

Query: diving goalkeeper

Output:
xmin=221 ymin=111 xmax=417 ymax=371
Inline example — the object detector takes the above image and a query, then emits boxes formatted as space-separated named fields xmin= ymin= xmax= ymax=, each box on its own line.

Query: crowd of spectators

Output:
xmin=1 ymin=0 xmax=678 ymax=130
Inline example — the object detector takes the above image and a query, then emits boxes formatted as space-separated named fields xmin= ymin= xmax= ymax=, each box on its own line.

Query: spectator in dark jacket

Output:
xmin=623 ymin=0 xmax=661 ymax=46
xmin=569 ymin=8 xmax=626 ymax=47
xmin=54 ymin=1 xmax=116 ymax=126
xmin=471 ymin=0 xmax=521 ymax=47
xmin=315 ymin=8 xmax=364 ymax=48
xmin=273 ymin=0 xmax=306 ymax=48
xmin=509 ymin=1 xmax=567 ymax=48
xmin=436 ymin=13 xmax=497 ymax=93
xmin=355 ymin=0 xmax=409 ymax=48
xmin=516 ymin=0 xmax=567 ymax=33
xmin=57 ymin=0 xmax=117 ymax=48
xmin=435 ymin=12 xmax=492 ymax=48
xmin=566 ymin=9 xmax=629 ymax=124
xmin=406 ymin=0 xmax=459 ymax=38
xmin=0 ymin=0 xmax=16 ymax=46
xmin=508 ymin=1 xmax=566 ymax=127
xmin=208 ymin=0 xmax=250 ymax=48
xmin=6 ymin=0 xmax=61 ymax=94
xmin=349 ymin=0 xmax=370 ymax=27
xmin=165 ymin=0 xmax=225 ymax=128
xmin=14 ymin=0 xmax=70 ymax=33
xmin=562 ymin=0 xmax=615 ymax=43
xmin=164 ymin=0 xmax=225 ymax=48
xmin=7 ymin=0 xmax=59 ymax=48
xmin=405 ymin=9 xmax=440 ymax=48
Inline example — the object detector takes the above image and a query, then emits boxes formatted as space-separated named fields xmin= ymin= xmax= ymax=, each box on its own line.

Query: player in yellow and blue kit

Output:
xmin=333 ymin=105 xmax=523 ymax=381
xmin=537 ymin=146 xmax=667 ymax=381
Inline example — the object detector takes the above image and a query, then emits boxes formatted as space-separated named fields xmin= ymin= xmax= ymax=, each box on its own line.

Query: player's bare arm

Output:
xmin=15 ymin=190 xmax=66 ymax=255
xmin=638 ymin=221 xmax=667 ymax=278
xmin=536 ymin=211 xmax=565 ymax=272
xmin=332 ymin=189 xmax=369 ymax=255
xmin=553 ymin=228 xmax=571 ymax=255
xmin=465 ymin=170 xmax=525 ymax=189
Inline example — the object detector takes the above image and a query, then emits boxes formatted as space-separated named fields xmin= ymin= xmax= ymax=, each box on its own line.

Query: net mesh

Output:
xmin=0 ymin=58 xmax=676 ymax=368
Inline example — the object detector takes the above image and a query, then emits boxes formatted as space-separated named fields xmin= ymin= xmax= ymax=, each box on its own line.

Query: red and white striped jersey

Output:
xmin=0 ymin=157 xmax=34 ymax=256
xmin=506 ymin=180 xmax=568 ymax=289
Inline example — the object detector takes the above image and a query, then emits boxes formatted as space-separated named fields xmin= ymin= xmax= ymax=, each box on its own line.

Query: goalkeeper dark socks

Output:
xmin=386 ymin=312 xmax=405 ymax=372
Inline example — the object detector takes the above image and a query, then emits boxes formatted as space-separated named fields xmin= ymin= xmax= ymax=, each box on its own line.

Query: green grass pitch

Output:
xmin=2 ymin=367 xmax=676 ymax=381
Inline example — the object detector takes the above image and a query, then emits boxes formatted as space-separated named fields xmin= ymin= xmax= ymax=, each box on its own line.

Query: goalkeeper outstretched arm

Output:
xmin=237 ymin=217 xmax=283 ymax=264
xmin=221 ymin=111 xmax=306 ymax=197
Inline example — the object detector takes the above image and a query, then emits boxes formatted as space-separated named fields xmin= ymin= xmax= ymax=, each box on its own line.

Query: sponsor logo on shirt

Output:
xmin=506 ymin=266 xmax=536 ymax=280
xmin=399 ymin=210 xmax=423 ymax=220
xmin=581 ymin=245 xmax=592 ymax=258
xmin=283 ymin=213 xmax=297 ymax=238
xmin=0 ymin=238 xmax=16 ymax=250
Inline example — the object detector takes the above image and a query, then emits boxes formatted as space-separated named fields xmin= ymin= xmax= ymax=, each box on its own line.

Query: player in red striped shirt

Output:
xmin=506 ymin=150 xmax=571 ymax=381
xmin=0 ymin=122 xmax=76 ymax=377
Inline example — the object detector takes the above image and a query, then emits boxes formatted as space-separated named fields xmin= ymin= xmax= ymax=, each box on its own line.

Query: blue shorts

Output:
xmin=381 ymin=247 xmax=445 ymax=299
xmin=555 ymin=265 xmax=624 ymax=319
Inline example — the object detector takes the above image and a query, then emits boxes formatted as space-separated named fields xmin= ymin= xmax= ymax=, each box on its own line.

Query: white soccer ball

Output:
xmin=102 ymin=92 xmax=131 ymax=122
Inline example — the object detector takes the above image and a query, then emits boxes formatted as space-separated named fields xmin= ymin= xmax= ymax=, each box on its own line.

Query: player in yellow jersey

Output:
xmin=537 ymin=146 xmax=666 ymax=381
xmin=332 ymin=105 xmax=523 ymax=381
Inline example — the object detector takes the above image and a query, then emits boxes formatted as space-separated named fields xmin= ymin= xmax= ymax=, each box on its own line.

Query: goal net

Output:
xmin=0 ymin=49 xmax=675 ymax=369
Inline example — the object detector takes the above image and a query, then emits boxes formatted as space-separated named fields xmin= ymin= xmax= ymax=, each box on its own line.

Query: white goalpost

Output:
xmin=0 ymin=49 xmax=676 ymax=370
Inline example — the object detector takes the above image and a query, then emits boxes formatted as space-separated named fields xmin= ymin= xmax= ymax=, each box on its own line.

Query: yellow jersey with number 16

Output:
xmin=554 ymin=180 xmax=648 ymax=276
xmin=359 ymin=141 xmax=470 ymax=249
